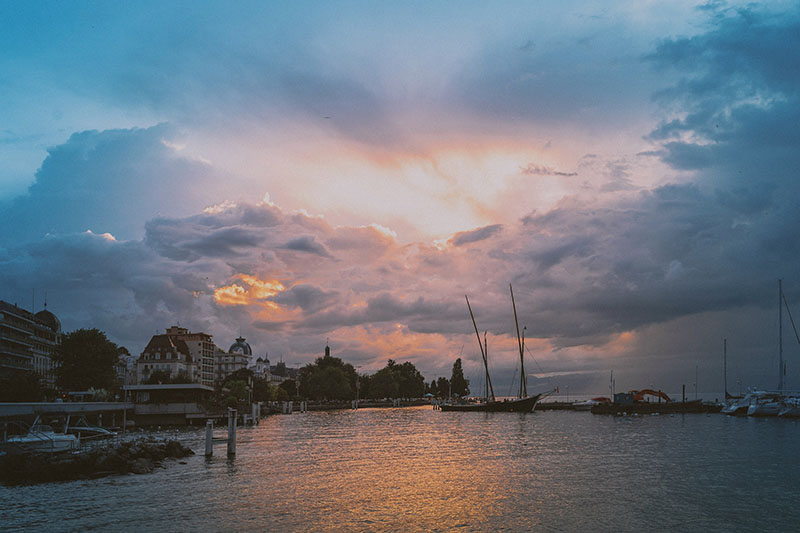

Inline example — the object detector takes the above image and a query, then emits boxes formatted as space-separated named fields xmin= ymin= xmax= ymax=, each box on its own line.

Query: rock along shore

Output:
xmin=0 ymin=438 xmax=194 ymax=486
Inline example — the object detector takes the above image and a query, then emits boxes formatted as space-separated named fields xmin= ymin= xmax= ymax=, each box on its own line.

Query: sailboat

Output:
xmin=720 ymin=338 xmax=752 ymax=416
xmin=440 ymin=286 xmax=542 ymax=413
xmin=725 ymin=280 xmax=800 ymax=416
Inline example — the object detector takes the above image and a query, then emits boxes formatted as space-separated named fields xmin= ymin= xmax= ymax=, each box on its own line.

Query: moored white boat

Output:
xmin=778 ymin=396 xmax=800 ymax=417
xmin=5 ymin=424 xmax=79 ymax=453
xmin=721 ymin=393 xmax=753 ymax=416
xmin=747 ymin=393 xmax=784 ymax=417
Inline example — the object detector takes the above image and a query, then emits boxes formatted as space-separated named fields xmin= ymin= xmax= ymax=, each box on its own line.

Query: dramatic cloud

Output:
xmin=3 ymin=2 xmax=800 ymax=395
xmin=450 ymin=224 xmax=504 ymax=247
xmin=0 ymin=125 xmax=226 ymax=245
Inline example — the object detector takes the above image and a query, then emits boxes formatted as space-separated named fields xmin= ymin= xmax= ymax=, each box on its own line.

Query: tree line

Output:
xmin=1 ymin=326 xmax=473 ymax=403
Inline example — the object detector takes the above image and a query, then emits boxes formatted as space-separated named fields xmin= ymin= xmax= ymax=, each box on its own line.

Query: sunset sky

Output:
xmin=2 ymin=1 xmax=799 ymax=395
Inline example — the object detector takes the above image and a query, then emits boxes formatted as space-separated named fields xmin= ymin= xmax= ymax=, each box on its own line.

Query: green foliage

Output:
xmin=369 ymin=365 xmax=400 ymax=398
xmin=363 ymin=359 xmax=426 ymax=399
xmin=298 ymin=353 xmax=356 ymax=400
xmin=171 ymin=370 xmax=192 ymax=384
xmin=279 ymin=379 xmax=298 ymax=399
xmin=252 ymin=376 xmax=273 ymax=402
xmin=275 ymin=387 xmax=289 ymax=402
xmin=225 ymin=380 xmax=249 ymax=401
xmin=55 ymin=328 xmax=120 ymax=391
xmin=436 ymin=377 xmax=450 ymax=398
xmin=223 ymin=395 xmax=239 ymax=409
xmin=143 ymin=369 xmax=191 ymax=385
xmin=450 ymin=358 xmax=470 ymax=397
xmin=226 ymin=367 xmax=254 ymax=383
xmin=144 ymin=370 xmax=172 ymax=384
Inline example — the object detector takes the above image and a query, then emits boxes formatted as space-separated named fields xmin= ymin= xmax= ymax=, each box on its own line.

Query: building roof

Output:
xmin=142 ymin=334 xmax=191 ymax=360
xmin=34 ymin=308 xmax=61 ymax=333
xmin=228 ymin=336 xmax=252 ymax=355
xmin=0 ymin=300 xmax=61 ymax=333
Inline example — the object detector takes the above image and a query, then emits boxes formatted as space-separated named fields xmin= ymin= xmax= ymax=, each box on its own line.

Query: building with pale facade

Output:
xmin=0 ymin=300 xmax=61 ymax=387
xmin=250 ymin=354 xmax=271 ymax=381
xmin=136 ymin=326 xmax=218 ymax=386
xmin=216 ymin=336 xmax=252 ymax=383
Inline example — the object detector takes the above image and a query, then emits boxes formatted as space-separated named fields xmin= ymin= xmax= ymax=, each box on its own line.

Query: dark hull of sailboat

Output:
xmin=440 ymin=394 xmax=541 ymax=413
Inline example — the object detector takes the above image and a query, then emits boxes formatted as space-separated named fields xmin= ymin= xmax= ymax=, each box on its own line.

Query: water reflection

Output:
xmin=3 ymin=407 xmax=800 ymax=531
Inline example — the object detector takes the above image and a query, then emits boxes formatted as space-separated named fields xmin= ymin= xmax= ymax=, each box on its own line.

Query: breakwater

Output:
xmin=0 ymin=438 xmax=194 ymax=485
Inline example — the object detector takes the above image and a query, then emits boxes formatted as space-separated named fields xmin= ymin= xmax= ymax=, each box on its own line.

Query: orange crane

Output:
xmin=631 ymin=389 xmax=671 ymax=402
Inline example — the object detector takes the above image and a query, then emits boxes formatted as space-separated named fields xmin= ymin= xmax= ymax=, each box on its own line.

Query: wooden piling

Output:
xmin=227 ymin=408 xmax=237 ymax=457
xmin=205 ymin=420 xmax=213 ymax=457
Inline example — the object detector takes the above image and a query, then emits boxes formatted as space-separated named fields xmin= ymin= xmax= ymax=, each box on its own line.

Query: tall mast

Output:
xmin=484 ymin=332 xmax=489 ymax=401
xmin=723 ymin=338 xmax=728 ymax=399
xmin=466 ymin=295 xmax=494 ymax=402
xmin=510 ymin=284 xmax=527 ymax=398
xmin=779 ymin=279 xmax=784 ymax=390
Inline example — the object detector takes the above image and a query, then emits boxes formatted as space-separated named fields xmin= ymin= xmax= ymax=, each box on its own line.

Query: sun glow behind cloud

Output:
xmin=214 ymin=274 xmax=286 ymax=308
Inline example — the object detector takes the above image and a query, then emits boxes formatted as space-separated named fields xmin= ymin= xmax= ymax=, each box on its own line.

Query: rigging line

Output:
xmin=524 ymin=343 xmax=556 ymax=389
xmin=783 ymin=293 xmax=800 ymax=346
xmin=508 ymin=365 xmax=518 ymax=398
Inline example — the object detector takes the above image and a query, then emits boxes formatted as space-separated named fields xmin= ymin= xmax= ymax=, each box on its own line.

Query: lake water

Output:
xmin=2 ymin=406 xmax=799 ymax=532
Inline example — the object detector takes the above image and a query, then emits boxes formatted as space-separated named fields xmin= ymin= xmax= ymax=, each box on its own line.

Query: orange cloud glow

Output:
xmin=213 ymin=274 xmax=286 ymax=307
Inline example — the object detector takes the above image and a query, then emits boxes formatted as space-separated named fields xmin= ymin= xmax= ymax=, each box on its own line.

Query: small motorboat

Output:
xmin=5 ymin=423 xmax=79 ymax=453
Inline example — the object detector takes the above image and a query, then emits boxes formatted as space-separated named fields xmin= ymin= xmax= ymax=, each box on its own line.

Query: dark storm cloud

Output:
xmin=283 ymin=236 xmax=332 ymax=257
xmin=450 ymin=224 xmax=504 ymax=246
xmin=0 ymin=125 xmax=223 ymax=245
xmin=273 ymin=284 xmax=339 ymax=313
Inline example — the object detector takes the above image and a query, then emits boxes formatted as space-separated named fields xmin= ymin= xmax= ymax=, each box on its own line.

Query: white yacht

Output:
xmin=5 ymin=423 xmax=79 ymax=453
xmin=778 ymin=396 xmax=800 ymax=417
xmin=747 ymin=392 xmax=785 ymax=417
xmin=721 ymin=392 xmax=754 ymax=416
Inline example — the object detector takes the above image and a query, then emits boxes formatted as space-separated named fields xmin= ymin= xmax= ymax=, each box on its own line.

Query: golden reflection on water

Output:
xmin=237 ymin=407 xmax=545 ymax=531
xmin=5 ymin=409 xmax=800 ymax=531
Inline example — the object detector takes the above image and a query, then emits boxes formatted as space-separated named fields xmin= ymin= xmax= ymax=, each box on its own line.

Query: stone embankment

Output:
xmin=0 ymin=438 xmax=194 ymax=485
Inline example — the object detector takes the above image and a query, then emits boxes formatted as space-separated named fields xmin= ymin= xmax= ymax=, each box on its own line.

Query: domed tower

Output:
xmin=228 ymin=336 xmax=252 ymax=356
xmin=35 ymin=305 xmax=62 ymax=333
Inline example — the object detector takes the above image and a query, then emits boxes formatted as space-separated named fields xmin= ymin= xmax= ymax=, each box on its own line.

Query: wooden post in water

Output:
xmin=205 ymin=420 xmax=214 ymax=457
xmin=227 ymin=408 xmax=237 ymax=457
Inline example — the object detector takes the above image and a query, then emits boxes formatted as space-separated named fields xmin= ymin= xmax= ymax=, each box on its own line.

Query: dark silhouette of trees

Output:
xmin=298 ymin=352 xmax=357 ymax=400
xmin=54 ymin=328 xmax=120 ymax=391
xmin=449 ymin=358 xmax=469 ymax=397
xmin=363 ymin=359 xmax=425 ymax=399
xmin=144 ymin=369 xmax=191 ymax=384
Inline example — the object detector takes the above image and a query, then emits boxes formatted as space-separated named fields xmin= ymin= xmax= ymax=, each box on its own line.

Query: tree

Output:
xmin=144 ymin=369 xmax=172 ymax=384
xmin=436 ymin=377 xmax=450 ymax=398
xmin=363 ymin=360 xmax=426 ymax=399
xmin=298 ymin=352 xmax=357 ymax=400
xmin=450 ymin=358 xmax=469 ymax=397
xmin=55 ymin=328 xmax=120 ymax=391
xmin=369 ymin=365 xmax=400 ymax=398
xmin=279 ymin=379 xmax=298 ymax=399
xmin=252 ymin=376 xmax=273 ymax=402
